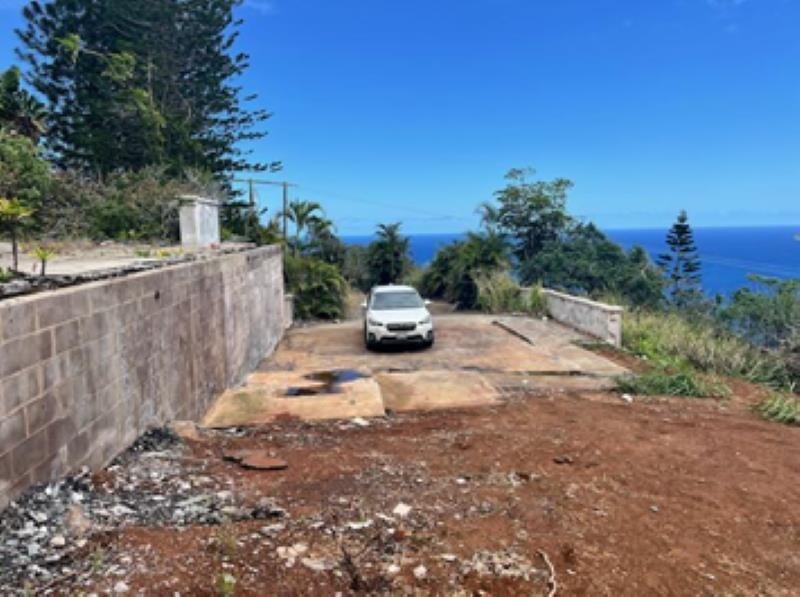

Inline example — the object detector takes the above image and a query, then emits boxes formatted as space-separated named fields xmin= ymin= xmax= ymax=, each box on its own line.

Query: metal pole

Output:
xmin=282 ymin=181 xmax=288 ymax=241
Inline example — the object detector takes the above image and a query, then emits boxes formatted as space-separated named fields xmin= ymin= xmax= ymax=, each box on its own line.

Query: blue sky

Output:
xmin=1 ymin=0 xmax=799 ymax=234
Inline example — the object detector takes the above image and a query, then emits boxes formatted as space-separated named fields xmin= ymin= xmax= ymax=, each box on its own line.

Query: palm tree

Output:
xmin=281 ymin=199 xmax=323 ymax=255
xmin=0 ymin=198 xmax=34 ymax=271
xmin=368 ymin=222 xmax=411 ymax=285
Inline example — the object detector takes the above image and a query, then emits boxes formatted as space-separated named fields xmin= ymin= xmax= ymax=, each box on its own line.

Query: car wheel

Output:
xmin=364 ymin=325 xmax=376 ymax=350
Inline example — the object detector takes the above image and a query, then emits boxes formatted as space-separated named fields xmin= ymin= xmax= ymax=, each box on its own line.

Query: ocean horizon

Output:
xmin=342 ymin=225 xmax=800 ymax=297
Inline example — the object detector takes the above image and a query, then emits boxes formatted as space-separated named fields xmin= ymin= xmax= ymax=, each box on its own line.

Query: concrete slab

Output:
xmin=376 ymin=370 xmax=501 ymax=412
xmin=202 ymin=314 xmax=629 ymax=427
xmin=201 ymin=372 xmax=385 ymax=427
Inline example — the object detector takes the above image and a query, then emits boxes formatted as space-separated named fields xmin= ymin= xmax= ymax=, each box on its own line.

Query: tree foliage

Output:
xmin=478 ymin=168 xmax=663 ymax=308
xmin=367 ymin=222 xmax=411 ymax=286
xmin=420 ymin=231 xmax=508 ymax=309
xmin=16 ymin=0 xmax=276 ymax=178
xmin=0 ymin=128 xmax=51 ymax=211
xmin=284 ymin=254 xmax=346 ymax=320
xmin=0 ymin=66 xmax=47 ymax=142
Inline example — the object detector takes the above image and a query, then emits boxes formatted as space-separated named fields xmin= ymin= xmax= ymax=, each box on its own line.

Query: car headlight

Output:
xmin=368 ymin=318 xmax=383 ymax=327
xmin=419 ymin=315 xmax=431 ymax=325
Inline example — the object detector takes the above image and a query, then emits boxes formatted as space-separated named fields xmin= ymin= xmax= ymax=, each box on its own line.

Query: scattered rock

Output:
xmin=620 ymin=393 xmax=633 ymax=404
xmin=65 ymin=504 xmax=92 ymax=537
xmin=301 ymin=557 xmax=333 ymax=572
xmin=413 ymin=564 xmax=427 ymax=580
xmin=351 ymin=417 xmax=370 ymax=427
xmin=113 ymin=580 xmax=129 ymax=594
xmin=392 ymin=503 xmax=412 ymax=518
xmin=553 ymin=455 xmax=574 ymax=465
xmin=49 ymin=535 xmax=66 ymax=549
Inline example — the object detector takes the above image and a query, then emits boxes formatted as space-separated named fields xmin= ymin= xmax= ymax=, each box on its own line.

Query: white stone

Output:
xmin=113 ymin=581 xmax=129 ymax=594
xmin=413 ymin=565 xmax=427 ymax=580
xmin=49 ymin=535 xmax=66 ymax=548
xmin=392 ymin=503 xmax=412 ymax=518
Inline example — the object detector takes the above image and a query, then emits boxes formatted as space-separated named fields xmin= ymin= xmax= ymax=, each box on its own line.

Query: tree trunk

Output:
xmin=11 ymin=226 xmax=18 ymax=271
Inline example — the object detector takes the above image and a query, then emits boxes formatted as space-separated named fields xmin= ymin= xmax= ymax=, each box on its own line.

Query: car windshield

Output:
xmin=371 ymin=291 xmax=423 ymax=310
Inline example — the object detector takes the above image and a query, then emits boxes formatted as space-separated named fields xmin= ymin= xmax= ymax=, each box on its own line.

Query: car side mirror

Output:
xmin=424 ymin=299 xmax=431 ymax=306
xmin=360 ymin=301 xmax=367 ymax=310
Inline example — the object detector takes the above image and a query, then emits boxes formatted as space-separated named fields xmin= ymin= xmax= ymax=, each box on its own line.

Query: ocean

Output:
xmin=343 ymin=226 xmax=800 ymax=297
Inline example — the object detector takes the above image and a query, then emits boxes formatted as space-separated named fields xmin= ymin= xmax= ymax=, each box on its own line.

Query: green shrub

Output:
xmin=527 ymin=283 xmax=547 ymax=316
xmin=475 ymin=271 xmax=525 ymax=313
xmin=285 ymin=255 xmax=346 ymax=320
xmin=622 ymin=311 xmax=791 ymax=388
xmin=617 ymin=369 xmax=730 ymax=398
xmin=757 ymin=393 xmax=799 ymax=425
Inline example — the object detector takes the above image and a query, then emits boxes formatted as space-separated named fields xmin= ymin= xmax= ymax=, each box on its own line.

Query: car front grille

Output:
xmin=387 ymin=322 xmax=416 ymax=332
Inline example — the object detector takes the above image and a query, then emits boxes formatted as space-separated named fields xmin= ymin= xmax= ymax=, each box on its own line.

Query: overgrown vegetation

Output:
xmin=622 ymin=311 xmax=792 ymax=388
xmin=757 ymin=393 xmax=799 ymax=425
xmin=284 ymin=254 xmax=346 ymax=320
xmin=617 ymin=369 xmax=730 ymax=398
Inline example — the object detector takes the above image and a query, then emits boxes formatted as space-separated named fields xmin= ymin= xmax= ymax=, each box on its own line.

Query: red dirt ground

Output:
xmin=59 ymin=384 xmax=800 ymax=596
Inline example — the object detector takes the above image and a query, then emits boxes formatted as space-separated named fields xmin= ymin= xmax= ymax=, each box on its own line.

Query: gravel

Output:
xmin=0 ymin=427 xmax=285 ymax=592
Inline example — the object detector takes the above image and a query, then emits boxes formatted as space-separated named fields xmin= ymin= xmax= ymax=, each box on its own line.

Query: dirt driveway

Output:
xmin=203 ymin=315 xmax=627 ymax=427
xmin=8 ymin=316 xmax=800 ymax=595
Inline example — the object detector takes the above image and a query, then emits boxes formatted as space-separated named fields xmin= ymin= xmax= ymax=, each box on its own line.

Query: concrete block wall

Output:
xmin=542 ymin=289 xmax=623 ymax=347
xmin=0 ymin=246 xmax=284 ymax=508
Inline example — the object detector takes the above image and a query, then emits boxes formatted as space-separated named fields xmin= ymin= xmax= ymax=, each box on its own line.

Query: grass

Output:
xmin=475 ymin=273 xmax=546 ymax=315
xmin=617 ymin=370 xmax=730 ymax=398
xmin=622 ymin=311 xmax=791 ymax=388
xmin=757 ymin=393 xmax=799 ymax=425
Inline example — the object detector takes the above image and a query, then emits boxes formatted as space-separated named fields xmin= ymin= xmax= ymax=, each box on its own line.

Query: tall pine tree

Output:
xmin=657 ymin=210 xmax=703 ymax=308
xmin=15 ymin=0 xmax=277 ymax=179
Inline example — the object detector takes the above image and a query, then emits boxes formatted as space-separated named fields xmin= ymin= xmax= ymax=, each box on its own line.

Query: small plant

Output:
xmin=528 ymin=283 xmax=547 ymax=316
xmin=617 ymin=369 xmax=730 ymax=398
xmin=475 ymin=271 xmax=524 ymax=314
xmin=32 ymin=245 xmax=56 ymax=276
xmin=134 ymin=247 xmax=152 ymax=258
xmin=757 ymin=393 xmax=799 ymax=425
xmin=0 ymin=267 xmax=12 ymax=283
xmin=216 ymin=572 xmax=237 ymax=596
xmin=0 ymin=197 xmax=34 ymax=271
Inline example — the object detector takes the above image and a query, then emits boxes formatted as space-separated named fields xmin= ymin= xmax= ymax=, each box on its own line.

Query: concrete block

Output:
xmin=0 ymin=330 xmax=52 ymax=378
xmin=0 ymin=367 xmax=40 ymax=417
xmin=36 ymin=291 xmax=90 ymax=329
xmin=10 ymin=427 xmax=49 ymax=477
xmin=0 ymin=300 xmax=36 ymax=341
xmin=0 ymin=409 xmax=26 ymax=456
xmin=25 ymin=394 xmax=61 ymax=435
xmin=179 ymin=195 xmax=221 ymax=247
xmin=54 ymin=319 xmax=81 ymax=354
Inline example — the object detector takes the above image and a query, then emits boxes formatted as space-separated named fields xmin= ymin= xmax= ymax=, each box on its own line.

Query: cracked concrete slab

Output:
xmin=202 ymin=314 xmax=628 ymax=426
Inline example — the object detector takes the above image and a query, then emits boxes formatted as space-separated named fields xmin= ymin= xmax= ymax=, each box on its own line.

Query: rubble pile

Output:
xmin=0 ymin=428 xmax=285 ymax=590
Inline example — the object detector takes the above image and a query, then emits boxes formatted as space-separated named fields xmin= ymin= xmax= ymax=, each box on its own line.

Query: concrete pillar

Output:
xmin=179 ymin=195 xmax=221 ymax=248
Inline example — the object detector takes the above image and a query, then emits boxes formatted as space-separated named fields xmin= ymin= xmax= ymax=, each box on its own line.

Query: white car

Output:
xmin=362 ymin=285 xmax=434 ymax=349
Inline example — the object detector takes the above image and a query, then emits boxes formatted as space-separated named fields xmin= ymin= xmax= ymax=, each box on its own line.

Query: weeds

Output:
xmin=757 ymin=393 xmax=799 ymax=425
xmin=617 ymin=370 xmax=730 ymax=398
xmin=622 ymin=311 xmax=791 ymax=388
xmin=215 ymin=572 xmax=237 ymax=596
xmin=0 ymin=267 xmax=12 ymax=282
xmin=475 ymin=273 xmax=547 ymax=315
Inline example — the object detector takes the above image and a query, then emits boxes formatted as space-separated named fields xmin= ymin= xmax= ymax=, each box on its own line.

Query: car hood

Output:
xmin=368 ymin=307 xmax=430 ymax=324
